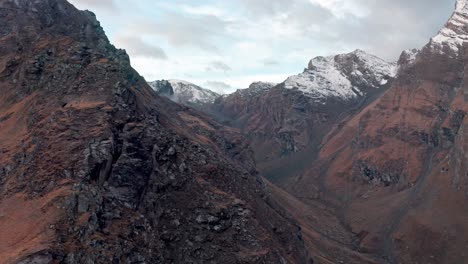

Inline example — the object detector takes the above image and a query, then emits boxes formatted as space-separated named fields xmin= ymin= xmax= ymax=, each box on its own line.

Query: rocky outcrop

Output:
xmin=148 ymin=80 xmax=174 ymax=98
xmin=0 ymin=1 xmax=312 ymax=263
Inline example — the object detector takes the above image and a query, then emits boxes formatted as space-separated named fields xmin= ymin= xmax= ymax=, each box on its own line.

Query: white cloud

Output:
xmin=204 ymin=81 xmax=232 ymax=94
xmin=209 ymin=61 xmax=232 ymax=72
xmin=114 ymin=35 xmax=168 ymax=60
xmin=69 ymin=0 xmax=118 ymax=12
xmin=71 ymin=0 xmax=456 ymax=94
xmin=180 ymin=4 xmax=226 ymax=16
xmin=121 ymin=12 xmax=231 ymax=52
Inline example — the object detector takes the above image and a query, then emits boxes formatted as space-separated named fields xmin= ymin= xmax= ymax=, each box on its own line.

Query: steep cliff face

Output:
xmin=289 ymin=0 xmax=468 ymax=263
xmin=0 ymin=1 xmax=312 ymax=263
xmin=208 ymin=50 xmax=395 ymax=184
xmin=148 ymin=79 xmax=175 ymax=98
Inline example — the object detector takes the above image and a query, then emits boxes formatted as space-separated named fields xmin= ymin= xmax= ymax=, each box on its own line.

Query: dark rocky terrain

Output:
xmin=0 ymin=0 xmax=312 ymax=263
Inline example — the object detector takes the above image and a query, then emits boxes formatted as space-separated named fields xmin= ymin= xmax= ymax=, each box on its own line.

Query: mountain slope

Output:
xmin=289 ymin=0 xmax=468 ymax=263
xmin=0 ymin=1 xmax=311 ymax=263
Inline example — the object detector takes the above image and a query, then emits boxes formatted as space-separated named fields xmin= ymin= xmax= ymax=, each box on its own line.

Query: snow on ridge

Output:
xmin=398 ymin=49 xmax=420 ymax=67
xmin=150 ymin=79 xmax=220 ymax=104
xmin=168 ymin=79 xmax=194 ymax=86
xmin=346 ymin=49 xmax=398 ymax=77
xmin=247 ymin=81 xmax=276 ymax=92
xmin=456 ymin=0 xmax=468 ymax=13
xmin=401 ymin=49 xmax=419 ymax=63
xmin=226 ymin=81 xmax=277 ymax=98
xmin=284 ymin=50 xmax=396 ymax=102
xmin=168 ymin=80 xmax=220 ymax=104
xmin=430 ymin=0 xmax=468 ymax=54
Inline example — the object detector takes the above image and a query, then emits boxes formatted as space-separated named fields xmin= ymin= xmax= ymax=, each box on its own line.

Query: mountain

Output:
xmin=232 ymin=81 xmax=277 ymax=97
xmin=284 ymin=49 xmax=397 ymax=103
xmin=287 ymin=0 xmax=468 ymax=263
xmin=149 ymin=79 xmax=220 ymax=105
xmin=207 ymin=49 xmax=396 ymax=185
xmin=0 ymin=0 xmax=312 ymax=263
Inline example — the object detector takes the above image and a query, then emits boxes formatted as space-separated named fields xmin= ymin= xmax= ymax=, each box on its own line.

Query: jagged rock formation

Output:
xmin=0 ymin=0 xmax=312 ymax=263
xmin=148 ymin=79 xmax=220 ymax=105
xmin=148 ymin=79 xmax=175 ymax=98
xmin=207 ymin=50 xmax=395 ymax=184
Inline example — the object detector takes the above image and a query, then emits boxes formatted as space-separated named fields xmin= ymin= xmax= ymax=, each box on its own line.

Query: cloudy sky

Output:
xmin=69 ymin=0 xmax=455 ymax=94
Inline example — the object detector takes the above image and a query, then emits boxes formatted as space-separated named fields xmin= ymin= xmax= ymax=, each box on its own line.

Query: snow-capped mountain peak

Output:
xmin=430 ymin=0 xmax=468 ymax=54
xmin=284 ymin=49 xmax=396 ymax=102
xmin=148 ymin=80 xmax=220 ymax=105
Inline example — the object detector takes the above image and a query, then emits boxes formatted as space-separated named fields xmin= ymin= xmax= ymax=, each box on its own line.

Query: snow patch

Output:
xmin=285 ymin=56 xmax=354 ymax=102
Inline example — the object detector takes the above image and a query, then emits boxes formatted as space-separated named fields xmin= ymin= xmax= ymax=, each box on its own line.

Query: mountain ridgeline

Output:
xmin=154 ymin=50 xmax=397 ymax=185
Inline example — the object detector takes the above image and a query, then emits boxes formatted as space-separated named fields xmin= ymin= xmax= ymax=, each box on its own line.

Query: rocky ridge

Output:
xmin=0 ymin=0 xmax=312 ymax=263
xmin=149 ymin=79 xmax=220 ymax=105
xmin=284 ymin=49 xmax=397 ymax=103
xmin=232 ymin=81 xmax=277 ymax=98
xmin=431 ymin=0 xmax=468 ymax=55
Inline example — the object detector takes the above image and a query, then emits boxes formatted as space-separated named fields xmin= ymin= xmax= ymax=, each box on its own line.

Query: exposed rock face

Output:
xmin=148 ymin=79 xmax=174 ymax=98
xmin=288 ymin=1 xmax=468 ymax=263
xmin=0 ymin=1 xmax=312 ymax=263
xmin=149 ymin=79 xmax=220 ymax=105
xmin=207 ymin=50 xmax=394 ymax=184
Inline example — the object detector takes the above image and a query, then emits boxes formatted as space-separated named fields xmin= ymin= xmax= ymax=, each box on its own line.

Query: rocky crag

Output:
xmin=0 ymin=0 xmax=311 ymax=263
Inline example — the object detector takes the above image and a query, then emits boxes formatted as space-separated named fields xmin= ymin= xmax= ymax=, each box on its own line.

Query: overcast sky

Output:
xmin=69 ymin=0 xmax=455 ymax=93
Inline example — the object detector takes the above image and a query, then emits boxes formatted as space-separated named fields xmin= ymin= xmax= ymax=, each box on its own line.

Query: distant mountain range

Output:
xmin=149 ymin=49 xmax=396 ymax=105
xmin=150 ymin=49 xmax=397 ymax=174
